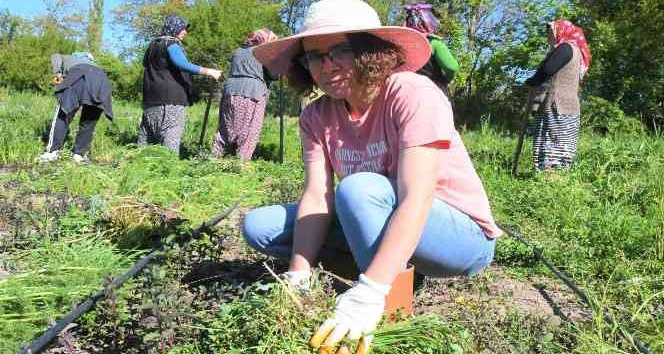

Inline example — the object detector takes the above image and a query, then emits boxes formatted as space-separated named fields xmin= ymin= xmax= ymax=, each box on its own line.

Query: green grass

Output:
xmin=0 ymin=229 xmax=135 ymax=351
xmin=0 ymin=87 xmax=662 ymax=353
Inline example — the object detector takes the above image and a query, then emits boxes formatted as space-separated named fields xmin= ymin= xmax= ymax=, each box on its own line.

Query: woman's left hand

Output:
xmin=309 ymin=274 xmax=390 ymax=354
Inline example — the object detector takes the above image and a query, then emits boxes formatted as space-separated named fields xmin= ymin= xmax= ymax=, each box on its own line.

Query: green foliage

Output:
xmin=95 ymin=51 xmax=144 ymax=101
xmin=467 ymin=123 xmax=664 ymax=351
xmin=582 ymin=95 xmax=644 ymax=136
xmin=439 ymin=0 xmax=575 ymax=129
xmin=364 ymin=0 xmax=399 ymax=25
xmin=0 ymin=235 xmax=133 ymax=352
xmin=182 ymin=0 xmax=286 ymax=71
xmin=112 ymin=0 xmax=189 ymax=47
xmin=0 ymin=9 xmax=28 ymax=43
xmin=1 ymin=0 xmax=662 ymax=133
xmin=88 ymin=0 xmax=105 ymax=54
xmin=575 ymin=0 xmax=664 ymax=129
xmin=0 ymin=29 xmax=77 ymax=92
xmin=137 ymin=264 xmax=196 ymax=350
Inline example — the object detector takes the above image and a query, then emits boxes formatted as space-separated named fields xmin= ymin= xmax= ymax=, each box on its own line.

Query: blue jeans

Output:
xmin=243 ymin=172 xmax=495 ymax=277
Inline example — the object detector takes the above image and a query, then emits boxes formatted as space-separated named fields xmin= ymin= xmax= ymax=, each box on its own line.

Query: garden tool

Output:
xmin=511 ymin=106 xmax=530 ymax=176
xmin=278 ymin=77 xmax=285 ymax=163
xmin=511 ymin=83 xmax=550 ymax=176
xmin=198 ymin=73 xmax=224 ymax=147
xmin=44 ymin=103 xmax=62 ymax=153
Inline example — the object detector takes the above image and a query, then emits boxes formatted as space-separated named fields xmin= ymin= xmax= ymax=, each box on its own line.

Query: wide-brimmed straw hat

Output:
xmin=253 ymin=0 xmax=431 ymax=77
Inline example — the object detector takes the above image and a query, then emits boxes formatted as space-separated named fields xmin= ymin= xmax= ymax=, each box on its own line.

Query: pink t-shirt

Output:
xmin=299 ymin=72 xmax=502 ymax=238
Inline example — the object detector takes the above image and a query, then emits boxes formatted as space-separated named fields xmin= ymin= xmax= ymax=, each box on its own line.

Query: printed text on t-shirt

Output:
xmin=335 ymin=141 xmax=388 ymax=176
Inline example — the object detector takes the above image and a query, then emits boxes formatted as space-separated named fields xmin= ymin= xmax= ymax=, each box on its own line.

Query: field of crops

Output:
xmin=0 ymin=87 xmax=662 ymax=353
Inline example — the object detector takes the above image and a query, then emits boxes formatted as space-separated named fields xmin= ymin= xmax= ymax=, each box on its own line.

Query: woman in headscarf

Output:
xmin=403 ymin=2 xmax=459 ymax=99
xmin=139 ymin=15 xmax=222 ymax=154
xmin=38 ymin=52 xmax=113 ymax=164
xmin=211 ymin=28 xmax=279 ymax=160
xmin=525 ymin=19 xmax=591 ymax=170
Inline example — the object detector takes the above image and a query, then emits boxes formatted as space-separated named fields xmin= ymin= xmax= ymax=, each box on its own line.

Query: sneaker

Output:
xmin=38 ymin=150 xmax=60 ymax=162
xmin=72 ymin=154 xmax=89 ymax=164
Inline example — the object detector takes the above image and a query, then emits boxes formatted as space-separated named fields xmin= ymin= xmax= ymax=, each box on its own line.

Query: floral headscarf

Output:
xmin=72 ymin=51 xmax=94 ymax=63
xmin=403 ymin=2 xmax=440 ymax=35
xmin=550 ymin=20 xmax=591 ymax=76
xmin=243 ymin=28 xmax=278 ymax=47
xmin=160 ymin=15 xmax=189 ymax=38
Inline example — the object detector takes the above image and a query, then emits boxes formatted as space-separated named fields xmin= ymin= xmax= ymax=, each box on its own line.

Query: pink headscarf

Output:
xmin=244 ymin=28 xmax=278 ymax=47
xmin=550 ymin=20 xmax=592 ymax=76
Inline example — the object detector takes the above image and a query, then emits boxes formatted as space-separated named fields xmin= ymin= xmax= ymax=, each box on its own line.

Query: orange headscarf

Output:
xmin=550 ymin=20 xmax=591 ymax=76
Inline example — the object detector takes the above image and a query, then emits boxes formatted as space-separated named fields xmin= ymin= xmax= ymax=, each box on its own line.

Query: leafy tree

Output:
xmin=32 ymin=0 xmax=87 ymax=41
xmin=94 ymin=51 xmax=144 ymax=100
xmin=365 ymin=0 xmax=403 ymax=25
xmin=0 ymin=10 xmax=28 ymax=43
xmin=411 ymin=0 xmax=574 ymax=128
xmin=88 ymin=0 xmax=104 ymax=54
xmin=0 ymin=27 xmax=78 ymax=92
xmin=112 ymin=0 xmax=188 ymax=49
xmin=574 ymin=0 xmax=664 ymax=129
xmin=279 ymin=0 xmax=313 ymax=34
xmin=181 ymin=0 xmax=285 ymax=70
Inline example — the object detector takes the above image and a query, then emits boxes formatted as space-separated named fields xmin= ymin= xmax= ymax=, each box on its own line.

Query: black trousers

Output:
xmin=46 ymin=104 xmax=102 ymax=155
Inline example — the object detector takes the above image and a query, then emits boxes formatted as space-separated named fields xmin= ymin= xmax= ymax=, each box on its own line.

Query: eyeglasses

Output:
xmin=298 ymin=43 xmax=354 ymax=70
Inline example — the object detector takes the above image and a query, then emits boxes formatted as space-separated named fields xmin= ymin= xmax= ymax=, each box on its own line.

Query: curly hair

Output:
xmin=286 ymin=33 xmax=405 ymax=96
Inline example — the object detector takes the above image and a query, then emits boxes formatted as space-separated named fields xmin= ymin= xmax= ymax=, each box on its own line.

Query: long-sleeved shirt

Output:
xmin=525 ymin=43 xmax=573 ymax=86
xmin=526 ymin=42 xmax=581 ymax=115
xmin=430 ymin=38 xmax=459 ymax=81
xmin=223 ymin=47 xmax=274 ymax=100
xmin=166 ymin=43 xmax=202 ymax=75
xmin=51 ymin=53 xmax=95 ymax=76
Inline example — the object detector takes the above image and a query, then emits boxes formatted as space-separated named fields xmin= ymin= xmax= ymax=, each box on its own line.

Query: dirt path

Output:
xmin=415 ymin=266 xmax=590 ymax=322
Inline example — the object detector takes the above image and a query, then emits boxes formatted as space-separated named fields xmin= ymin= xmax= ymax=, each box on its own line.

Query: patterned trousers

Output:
xmin=138 ymin=105 xmax=186 ymax=153
xmin=212 ymin=94 xmax=267 ymax=160
xmin=531 ymin=107 xmax=580 ymax=170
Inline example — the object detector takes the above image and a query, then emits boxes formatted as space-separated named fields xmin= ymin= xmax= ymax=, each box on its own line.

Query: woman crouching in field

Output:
xmin=243 ymin=0 xmax=501 ymax=352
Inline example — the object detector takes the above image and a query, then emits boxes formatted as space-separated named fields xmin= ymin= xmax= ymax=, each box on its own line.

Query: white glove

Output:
xmin=281 ymin=269 xmax=311 ymax=291
xmin=205 ymin=68 xmax=222 ymax=80
xmin=310 ymin=274 xmax=390 ymax=354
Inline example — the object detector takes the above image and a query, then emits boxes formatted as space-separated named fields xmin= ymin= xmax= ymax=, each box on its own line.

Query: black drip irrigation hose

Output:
xmin=497 ymin=223 xmax=652 ymax=354
xmin=21 ymin=199 xmax=243 ymax=354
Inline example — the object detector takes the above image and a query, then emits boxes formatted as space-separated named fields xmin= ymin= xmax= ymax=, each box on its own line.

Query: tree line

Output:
xmin=0 ymin=0 xmax=661 ymax=131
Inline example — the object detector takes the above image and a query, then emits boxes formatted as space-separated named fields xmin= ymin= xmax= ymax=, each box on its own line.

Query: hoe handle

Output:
xmin=511 ymin=108 xmax=531 ymax=176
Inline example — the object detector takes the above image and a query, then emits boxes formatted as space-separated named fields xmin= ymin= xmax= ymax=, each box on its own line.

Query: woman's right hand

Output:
xmin=51 ymin=74 xmax=64 ymax=85
xmin=204 ymin=68 xmax=222 ymax=80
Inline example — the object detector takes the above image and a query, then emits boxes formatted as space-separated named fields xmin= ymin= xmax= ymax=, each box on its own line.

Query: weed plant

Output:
xmin=0 ymin=235 xmax=135 ymax=352
xmin=193 ymin=273 xmax=471 ymax=353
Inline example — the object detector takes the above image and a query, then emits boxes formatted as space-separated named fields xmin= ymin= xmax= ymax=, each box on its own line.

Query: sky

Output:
xmin=0 ymin=0 xmax=131 ymax=54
